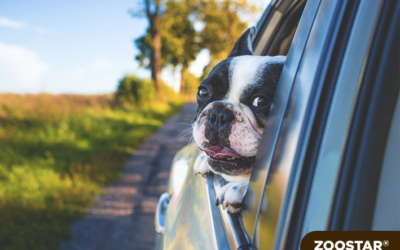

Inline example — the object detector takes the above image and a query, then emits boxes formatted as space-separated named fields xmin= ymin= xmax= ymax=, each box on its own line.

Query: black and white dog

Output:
xmin=192 ymin=26 xmax=286 ymax=213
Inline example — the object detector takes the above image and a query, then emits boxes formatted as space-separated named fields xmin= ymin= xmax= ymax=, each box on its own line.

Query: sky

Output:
xmin=0 ymin=0 xmax=269 ymax=94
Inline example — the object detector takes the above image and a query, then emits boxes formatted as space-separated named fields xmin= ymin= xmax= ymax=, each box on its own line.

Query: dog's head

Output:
xmin=192 ymin=27 xmax=286 ymax=176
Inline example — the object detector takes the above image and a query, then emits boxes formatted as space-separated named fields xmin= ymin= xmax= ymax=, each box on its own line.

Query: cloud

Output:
xmin=90 ymin=58 xmax=111 ymax=70
xmin=0 ymin=42 xmax=50 ymax=87
xmin=35 ymin=27 xmax=54 ymax=34
xmin=0 ymin=16 xmax=54 ymax=34
xmin=63 ymin=68 xmax=86 ymax=78
xmin=0 ymin=16 xmax=26 ymax=29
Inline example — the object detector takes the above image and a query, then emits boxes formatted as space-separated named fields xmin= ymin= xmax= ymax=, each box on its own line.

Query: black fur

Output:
xmin=228 ymin=27 xmax=255 ymax=57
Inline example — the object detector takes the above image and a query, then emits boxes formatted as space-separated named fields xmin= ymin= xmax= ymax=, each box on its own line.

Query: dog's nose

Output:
xmin=209 ymin=108 xmax=235 ymax=132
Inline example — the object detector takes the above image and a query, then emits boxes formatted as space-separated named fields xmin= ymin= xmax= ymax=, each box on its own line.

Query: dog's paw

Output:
xmin=215 ymin=180 xmax=249 ymax=213
xmin=193 ymin=152 xmax=210 ymax=177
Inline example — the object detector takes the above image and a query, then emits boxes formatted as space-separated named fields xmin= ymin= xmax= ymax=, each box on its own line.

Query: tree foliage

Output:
xmin=198 ymin=0 xmax=259 ymax=79
xmin=135 ymin=0 xmax=200 ymax=94
xmin=162 ymin=0 xmax=199 ymax=68
xmin=133 ymin=0 xmax=259 ymax=94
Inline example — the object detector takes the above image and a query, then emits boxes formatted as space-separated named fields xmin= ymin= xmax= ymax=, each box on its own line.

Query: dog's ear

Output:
xmin=228 ymin=26 xmax=256 ymax=57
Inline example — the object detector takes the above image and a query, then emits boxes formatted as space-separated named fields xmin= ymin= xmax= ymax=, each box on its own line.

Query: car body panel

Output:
xmin=163 ymin=144 xmax=217 ymax=250
xmin=163 ymin=144 xmax=232 ymax=250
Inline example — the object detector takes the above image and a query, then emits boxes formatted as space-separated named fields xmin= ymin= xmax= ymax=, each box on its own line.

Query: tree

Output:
xmin=199 ymin=0 xmax=257 ymax=79
xmin=161 ymin=0 xmax=199 ymax=94
xmin=132 ymin=0 xmax=258 ymax=94
xmin=135 ymin=0 xmax=200 ymax=95
xmin=131 ymin=0 xmax=163 ymax=98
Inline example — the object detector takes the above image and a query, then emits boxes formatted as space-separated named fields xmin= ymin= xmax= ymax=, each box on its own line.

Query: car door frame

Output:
xmin=283 ymin=0 xmax=397 ymax=248
xmin=328 ymin=0 xmax=399 ymax=231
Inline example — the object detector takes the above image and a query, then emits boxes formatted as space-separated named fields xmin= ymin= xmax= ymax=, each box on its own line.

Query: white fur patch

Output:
xmin=226 ymin=105 xmax=262 ymax=156
xmin=193 ymin=152 xmax=210 ymax=176
xmin=193 ymin=122 xmax=209 ymax=147
xmin=226 ymin=56 xmax=281 ymax=103
xmin=216 ymin=180 xmax=249 ymax=213
xmin=229 ymin=121 xmax=261 ymax=157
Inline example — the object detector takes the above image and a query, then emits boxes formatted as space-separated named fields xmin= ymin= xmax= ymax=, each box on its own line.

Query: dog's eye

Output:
xmin=198 ymin=88 xmax=209 ymax=98
xmin=252 ymin=97 xmax=267 ymax=107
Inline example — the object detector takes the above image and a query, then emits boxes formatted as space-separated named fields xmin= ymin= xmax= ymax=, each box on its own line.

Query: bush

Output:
xmin=115 ymin=75 xmax=156 ymax=106
xmin=116 ymin=74 xmax=189 ymax=106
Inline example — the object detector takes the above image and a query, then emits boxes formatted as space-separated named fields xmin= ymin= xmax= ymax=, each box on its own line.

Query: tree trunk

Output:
xmin=151 ymin=16 xmax=162 ymax=98
xmin=180 ymin=65 xmax=188 ymax=95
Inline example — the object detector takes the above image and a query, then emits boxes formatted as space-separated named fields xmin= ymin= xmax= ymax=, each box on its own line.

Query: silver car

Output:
xmin=155 ymin=0 xmax=400 ymax=249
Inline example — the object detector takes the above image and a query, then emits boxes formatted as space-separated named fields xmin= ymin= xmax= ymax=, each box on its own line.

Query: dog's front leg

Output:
xmin=215 ymin=180 xmax=249 ymax=213
xmin=193 ymin=152 xmax=211 ymax=177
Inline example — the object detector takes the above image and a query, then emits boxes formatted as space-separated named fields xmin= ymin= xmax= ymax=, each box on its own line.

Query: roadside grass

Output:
xmin=0 ymin=93 xmax=186 ymax=250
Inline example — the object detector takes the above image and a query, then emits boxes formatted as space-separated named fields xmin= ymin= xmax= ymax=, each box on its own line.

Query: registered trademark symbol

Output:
xmin=383 ymin=240 xmax=389 ymax=247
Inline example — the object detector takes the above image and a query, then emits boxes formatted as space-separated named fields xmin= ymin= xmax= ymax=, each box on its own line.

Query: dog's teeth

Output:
xmin=232 ymin=157 xmax=236 ymax=160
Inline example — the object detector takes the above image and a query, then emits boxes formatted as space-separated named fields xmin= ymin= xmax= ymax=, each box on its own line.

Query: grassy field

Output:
xmin=0 ymin=93 xmax=185 ymax=250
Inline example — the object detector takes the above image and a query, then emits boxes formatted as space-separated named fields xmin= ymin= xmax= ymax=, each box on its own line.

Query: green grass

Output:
xmin=0 ymin=93 xmax=185 ymax=250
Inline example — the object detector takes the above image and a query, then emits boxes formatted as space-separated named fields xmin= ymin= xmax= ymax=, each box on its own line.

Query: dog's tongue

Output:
xmin=203 ymin=145 xmax=241 ymax=159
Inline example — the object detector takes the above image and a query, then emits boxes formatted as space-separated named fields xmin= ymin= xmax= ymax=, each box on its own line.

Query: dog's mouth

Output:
xmin=202 ymin=144 xmax=255 ymax=176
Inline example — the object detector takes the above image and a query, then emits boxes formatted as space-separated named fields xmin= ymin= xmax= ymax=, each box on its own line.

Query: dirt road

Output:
xmin=61 ymin=103 xmax=197 ymax=250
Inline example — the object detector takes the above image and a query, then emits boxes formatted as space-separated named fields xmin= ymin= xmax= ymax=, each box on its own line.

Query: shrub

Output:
xmin=116 ymin=74 xmax=189 ymax=106
xmin=115 ymin=75 xmax=156 ymax=106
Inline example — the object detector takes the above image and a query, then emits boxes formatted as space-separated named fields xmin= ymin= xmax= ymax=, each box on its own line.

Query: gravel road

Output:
xmin=61 ymin=103 xmax=197 ymax=250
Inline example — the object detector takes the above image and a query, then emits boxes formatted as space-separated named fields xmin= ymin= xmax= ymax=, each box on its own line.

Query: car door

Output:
xmin=244 ymin=0 xmax=399 ymax=250
xmin=247 ymin=0 xmax=400 ymax=249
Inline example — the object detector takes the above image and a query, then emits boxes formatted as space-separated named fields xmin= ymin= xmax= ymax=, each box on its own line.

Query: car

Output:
xmin=155 ymin=0 xmax=400 ymax=249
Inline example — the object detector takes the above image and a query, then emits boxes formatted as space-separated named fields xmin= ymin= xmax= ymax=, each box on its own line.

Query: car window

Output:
xmin=253 ymin=0 xmax=306 ymax=57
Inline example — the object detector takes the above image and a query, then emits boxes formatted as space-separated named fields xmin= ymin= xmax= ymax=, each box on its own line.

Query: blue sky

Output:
xmin=0 ymin=0 xmax=268 ymax=94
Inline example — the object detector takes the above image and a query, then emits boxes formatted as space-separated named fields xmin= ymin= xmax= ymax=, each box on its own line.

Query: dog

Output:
xmin=192 ymin=26 xmax=286 ymax=213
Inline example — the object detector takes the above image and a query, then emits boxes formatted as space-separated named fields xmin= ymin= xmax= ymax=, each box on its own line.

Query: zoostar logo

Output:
xmin=300 ymin=232 xmax=399 ymax=250
xmin=314 ymin=240 xmax=386 ymax=250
